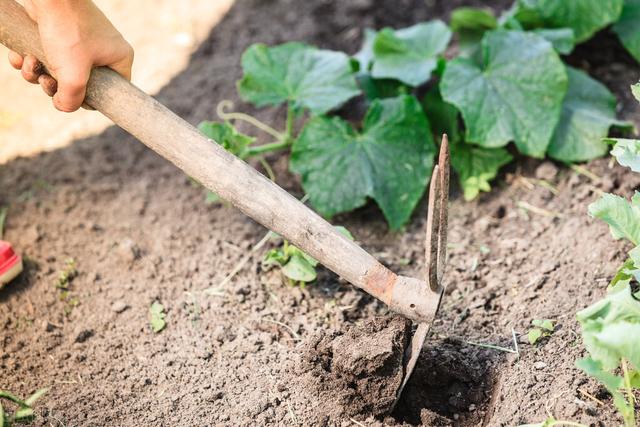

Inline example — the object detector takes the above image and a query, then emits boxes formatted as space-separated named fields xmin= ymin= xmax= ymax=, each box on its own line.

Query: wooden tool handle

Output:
xmin=0 ymin=0 xmax=436 ymax=321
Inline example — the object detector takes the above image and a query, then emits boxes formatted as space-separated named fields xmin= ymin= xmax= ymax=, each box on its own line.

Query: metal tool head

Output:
xmin=392 ymin=134 xmax=450 ymax=409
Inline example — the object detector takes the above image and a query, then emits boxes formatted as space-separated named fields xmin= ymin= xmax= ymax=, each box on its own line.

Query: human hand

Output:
xmin=7 ymin=0 xmax=134 ymax=112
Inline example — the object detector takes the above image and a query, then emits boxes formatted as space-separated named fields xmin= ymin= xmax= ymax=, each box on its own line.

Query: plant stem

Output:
xmin=217 ymin=100 xmax=284 ymax=141
xmin=258 ymin=157 xmax=276 ymax=182
xmin=285 ymin=104 xmax=295 ymax=143
xmin=245 ymin=140 xmax=291 ymax=157
xmin=621 ymin=358 xmax=636 ymax=427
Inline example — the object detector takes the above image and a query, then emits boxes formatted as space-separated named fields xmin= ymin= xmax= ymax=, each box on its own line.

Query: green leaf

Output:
xmin=577 ymin=358 xmax=624 ymax=394
xmin=541 ymin=319 xmax=554 ymax=331
xmin=334 ymin=226 xmax=354 ymax=241
xmin=450 ymin=142 xmax=512 ymax=201
xmin=440 ymin=30 xmax=567 ymax=158
xmin=23 ymin=388 xmax=47 ymax=407
xmin=149 ymin=302 xmax=166 ymax=333
xmin=237 ymin=42 xmax=360 ymax=114
xmin=291 ymin=95 xmax=435 ymax=230
xmin=532 ymin=28 xmax=575 ymax=54
xmin=282 ymin=253 xmax=317 ymax=282
xmin=371 ymin=21 xmax=452 ymax=87
xmin=198 ymin=121 xmax=255 ymax=158
xmin=613 ymin=0 xmax=640 ymax=62
xmin=13 ymin=407 xmax=34 ymax=421
xmin=632 ymin=82 xmax=640 ymax=102
xmin=577 ymin=283 xmax=640 ymax=370
xmin=421 ymin=85 xmax=461 ymax=144
xmin=0 ymin=391 xmax=27 ymax=407
xmin=528 ymin=328 xmax=543 ymax=345
xmin=547 ymin=66 xmax=623 ymax=162
xmin=589 ymin=192 xmax=640 ymax=245
xmin=451 ymin=7 xmax=498 ymax=32
xmin=529 ymin=0 xmax=624 ymax=42
xmin=263 ymin=248 xmax=287 ymax=267
xmin=609 ymin=138 xmax=640 ymax=172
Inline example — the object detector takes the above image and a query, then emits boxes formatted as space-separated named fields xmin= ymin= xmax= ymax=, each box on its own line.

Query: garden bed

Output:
xmin=1 ymin=0 xmax=639 ymax=425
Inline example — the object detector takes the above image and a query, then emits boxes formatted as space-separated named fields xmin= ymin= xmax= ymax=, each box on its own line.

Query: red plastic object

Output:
xmin=0 ymin=240 xmax=22 ymax=285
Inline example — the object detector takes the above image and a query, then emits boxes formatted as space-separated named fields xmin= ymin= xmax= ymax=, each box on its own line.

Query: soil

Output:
xmin=2 ymin=0 xmax=640 ymax=426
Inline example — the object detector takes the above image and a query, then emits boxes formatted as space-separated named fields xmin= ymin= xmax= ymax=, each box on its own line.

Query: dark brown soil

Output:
xmin=2 ymin=0 xmax=639 ymax=426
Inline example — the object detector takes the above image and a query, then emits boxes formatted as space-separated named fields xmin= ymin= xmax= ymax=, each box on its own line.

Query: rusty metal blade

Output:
xmin=392 ymin=135 xmax=450 ymax=411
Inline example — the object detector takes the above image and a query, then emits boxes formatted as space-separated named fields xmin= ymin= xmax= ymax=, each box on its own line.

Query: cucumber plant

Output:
xmin=579 ymin=83 xmax=640 ymax=427
xmin=197 ymin=0 xmax=637 ymax=231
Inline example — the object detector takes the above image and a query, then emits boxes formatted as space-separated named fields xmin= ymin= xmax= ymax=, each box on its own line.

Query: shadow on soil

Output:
xmin=392 ymin=338 xmax=501 ymax=425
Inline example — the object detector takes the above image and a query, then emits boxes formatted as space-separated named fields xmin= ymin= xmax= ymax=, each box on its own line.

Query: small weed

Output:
xmin=262 ymin=226 xmax=353 ymax=286
xmin=149 ymin=302 xmax=166 ymax=333
xmin=55 ymin=258 xmax=77 ymax=290
xmin=528 ymin=319 xmax=555 ymax=345
xmin=53 ymin=258 xmax=80 ymax=316
xmin=0 ymin=387 xmax=48 ymax=426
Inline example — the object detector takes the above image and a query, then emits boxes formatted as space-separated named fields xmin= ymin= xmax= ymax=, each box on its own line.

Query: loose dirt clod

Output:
xmin=298 ymin=315 xmax=411 ymax=419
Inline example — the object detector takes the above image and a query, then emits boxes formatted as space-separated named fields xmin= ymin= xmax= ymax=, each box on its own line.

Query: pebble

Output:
xmin=111 ymin=301 xmax=129 ymax=313
xmin=535 ymin=161 xmax=558 ymax=180
xmin=534 ymin=361 xmax=547 ymax=370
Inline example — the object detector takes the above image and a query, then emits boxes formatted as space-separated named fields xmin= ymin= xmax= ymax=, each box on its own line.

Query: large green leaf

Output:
xmin=589 ymin=192 xmax=640 ymax=245
xmin=237 ymin=42 xmax=360 ymax=114
xmin=609 ymin=138 xmax=640 ymax=172
xmin=290 ymin=95 xmax=435 ymax=229
xmin=529 ymin=0 xmax=624 ymax=42
xmin=547 ymin=66 xmax=625 ymax=162
xmin=440 ymin=30 xmax=567 ymax=158
xmin=371 ymin=21 xmax=452 ymax=87
xmin=451 ymin=143 xmax=512 ymax=201
xmin=613 ymin=0 xmax=640 ymax=62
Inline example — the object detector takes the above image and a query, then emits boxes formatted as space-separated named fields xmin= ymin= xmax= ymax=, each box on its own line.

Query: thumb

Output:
xmin=51 ymin=62 xmax=91 ymax=113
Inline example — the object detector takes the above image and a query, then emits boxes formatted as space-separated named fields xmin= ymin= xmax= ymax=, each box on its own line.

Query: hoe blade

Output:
xmin=393 ymin=134 xmax=450 ymax=408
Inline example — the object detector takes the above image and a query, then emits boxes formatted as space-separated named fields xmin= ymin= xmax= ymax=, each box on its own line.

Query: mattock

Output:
xmin=0 ymin=0 xmax=450 ymax=403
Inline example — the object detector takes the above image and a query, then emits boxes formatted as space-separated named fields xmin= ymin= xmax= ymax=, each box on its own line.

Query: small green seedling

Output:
xmin=149 ymin=302 xmax=166 ymax=333
xmin=54 ymin=258 xmax=79 ymax=316
xmin=263 ymin=226 xmax=353 ymax=286
xmin=0 ymin=388 xmax=48 ymax=426
xmin=528 ymin=319 xmax=554 ymax=345
xmin=55 ymin=258 xmax=77 ymax=290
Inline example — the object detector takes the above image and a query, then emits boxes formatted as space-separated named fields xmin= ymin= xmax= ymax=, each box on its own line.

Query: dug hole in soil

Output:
xmin=2 ymin=0 xmax=640 ymax=425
